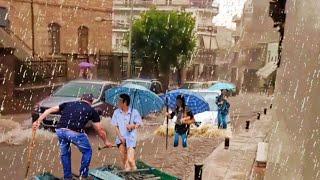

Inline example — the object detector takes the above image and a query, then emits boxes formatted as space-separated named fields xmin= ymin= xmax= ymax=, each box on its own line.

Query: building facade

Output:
xmin=0 ymin=0 xmax=113 ymax=81
xmin=266 ymin=0 xmax=320 ymax=179
xmin=112 ymin=0 xmax=219 ymax=81
xmin=230 ymin=0 xmax=279 ymax=93
xmin=0 ymin=0 xmax=113 ymax=114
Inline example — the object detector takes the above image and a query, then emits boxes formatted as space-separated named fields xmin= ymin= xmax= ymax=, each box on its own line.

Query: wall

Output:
xmin=265 ymin=0 xmax=320 ymax=179
xmin=0 ymin=48 xmax=16 ymax=114
xmin=0 ymin=0 xmax=112 ymax=57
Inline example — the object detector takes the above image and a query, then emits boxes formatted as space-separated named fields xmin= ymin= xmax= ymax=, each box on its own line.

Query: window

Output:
xmin=78 ymin=26 xmax=89 ymax=54
xmin=155 ymin=82 xmax=162 ymax=93
xmin=116 ymin=37 xmax=124 ymax=48
xmin=0 ymin=7 xmax=8 ymax=27
xmin=48 ymin=23 xmax=60 ymax=54
xmin=244 ymin=0 xmax=253 ymax=14
xmin=150 ymin=83 xmax=158 ymax=94
xmin=0 ymin=73 xmax=4 ymax=84
xmin=267 ymin=51 xmax=271 ymax=63
xmin=166 ymin=0 xmax=172 ymax=5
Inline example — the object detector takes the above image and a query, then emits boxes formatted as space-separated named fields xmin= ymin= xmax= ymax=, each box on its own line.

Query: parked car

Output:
xmin=180 ymin=81 xmax=210 ymax=89
xmin=190 ymin=89 xmax=229 ymax=127
xmin=121 ymin=78 xmax=164 ymax=95
xmin=31 ymin=80 xmax=118 ymax=128
xmin=207 ymin=81 xmax=220 ymax=87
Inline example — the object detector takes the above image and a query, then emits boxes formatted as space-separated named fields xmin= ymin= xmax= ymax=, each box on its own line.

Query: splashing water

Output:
xmin=0 ymin=128 xmax=55 ymax=146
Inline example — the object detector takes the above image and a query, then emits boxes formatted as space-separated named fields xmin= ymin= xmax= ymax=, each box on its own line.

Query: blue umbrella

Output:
xmin=208 ymin=82 xmax=236 ymax=92
xmin=163 ymin=89 xmax=210 ymax=115
xmin=105 ymin=84 xmax=164 ymax=117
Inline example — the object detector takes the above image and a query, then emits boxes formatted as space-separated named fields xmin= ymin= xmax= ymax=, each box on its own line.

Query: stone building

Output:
xmin=0 ymin=0 xmax=113 ymax=113
xmin=230 ymin=0 xmax=279 ymax=93
xmin=266 ymin=0 xmax=320 ymax=179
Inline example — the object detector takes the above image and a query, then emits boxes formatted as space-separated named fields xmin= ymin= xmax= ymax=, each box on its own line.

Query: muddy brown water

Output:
xmin=0 ymin=93 xmax=271 ymax=179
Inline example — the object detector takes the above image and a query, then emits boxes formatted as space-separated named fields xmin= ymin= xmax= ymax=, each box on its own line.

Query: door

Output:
xmin=94 ymin=84 xmax=117 ymax=117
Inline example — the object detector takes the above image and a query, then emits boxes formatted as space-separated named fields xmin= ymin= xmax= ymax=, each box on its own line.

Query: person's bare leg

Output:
xmin=119 ymin=144 xmax=128 ymax=169
xmin=127 ymin=147 xmax=136 ymax=170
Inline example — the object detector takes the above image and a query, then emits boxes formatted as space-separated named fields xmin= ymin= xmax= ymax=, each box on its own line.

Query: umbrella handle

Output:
xmin=128 ymin=90 xmax=137 ymax=127
xmin=165 ymin=93 xmax=169 ymax=150
xmin=24 ymin=129 xmax=37 ymax=180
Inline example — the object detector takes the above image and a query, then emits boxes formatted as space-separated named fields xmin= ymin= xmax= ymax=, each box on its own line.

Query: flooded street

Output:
xmin=0 ymin=93 xmax=271 ymax=179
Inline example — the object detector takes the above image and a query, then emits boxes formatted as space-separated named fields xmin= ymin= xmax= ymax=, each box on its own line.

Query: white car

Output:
xmin=190 ymin=89 xmax=230 ymax=127
xmin=165 ymin=89 xmax=229 ymax=128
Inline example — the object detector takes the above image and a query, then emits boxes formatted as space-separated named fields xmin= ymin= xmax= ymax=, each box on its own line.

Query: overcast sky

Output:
xmin=212 ymin=0 xmax=247 ymax=29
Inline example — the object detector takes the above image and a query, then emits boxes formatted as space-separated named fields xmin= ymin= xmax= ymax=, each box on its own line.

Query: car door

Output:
xmin=150 ymin=82 xmax=158 ymax=94
xmin=202 ymin=83 xmax=209 ymax=89
xmin=93 ymin=83 xmax=117 ymax=117
xmin=155 ymin=82 xmax=163 ymax=95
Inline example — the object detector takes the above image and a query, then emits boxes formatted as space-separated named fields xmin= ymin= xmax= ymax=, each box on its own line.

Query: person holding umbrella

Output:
xmin=216 ymin=89 xmax=230 ymax=129
xmin=78 ymin=61 xmax=94 ymax=79
xmin=163 ymin=89 xmax=210 ymax=149
xmin=105 ymin=84 xmax=164 ymax=168
xmin=32 ymin=93 xmax=113 ymax=180
xmin=111 ymin=93 xmax=143 ymax=171
xmin=167 ymin=95 xmax=195 ymax=148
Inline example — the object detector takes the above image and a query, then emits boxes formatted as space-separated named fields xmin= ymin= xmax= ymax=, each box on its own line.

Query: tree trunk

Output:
xmin=140 ymin=59 xmax=154 ymax=78
xmin=159 ymin=70 xmax=170 ymax=92
xmin=177 ymin=67 xmax=186 ymax=87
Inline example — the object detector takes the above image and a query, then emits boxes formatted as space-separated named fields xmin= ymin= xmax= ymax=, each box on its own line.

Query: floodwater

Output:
xmin=0 ymin=93 xmax=271 ymax=179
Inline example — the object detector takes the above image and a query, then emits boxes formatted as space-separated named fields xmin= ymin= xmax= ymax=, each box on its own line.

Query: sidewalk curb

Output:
xmin=200 ymin=114 xmax=273 ymax=180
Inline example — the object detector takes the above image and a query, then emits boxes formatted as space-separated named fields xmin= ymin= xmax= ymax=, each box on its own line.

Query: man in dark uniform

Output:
xmin=32 ymin=93 xmax=113 ymax=180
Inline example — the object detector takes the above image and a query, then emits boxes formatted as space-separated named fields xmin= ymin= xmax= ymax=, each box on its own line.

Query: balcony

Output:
xmin=197 ymin=25 xmax=217 ymax=33
xmin=112 ymin=21 xmax=129 ymax=29
xmin=190 ymin=0 xmax=214 ymax=8
xmin=114 ymin=0 xmax=154 ymax=7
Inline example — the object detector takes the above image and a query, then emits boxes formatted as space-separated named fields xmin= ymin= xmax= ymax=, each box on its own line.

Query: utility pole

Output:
xmin=30 ymin=0 xmax=35 ymax=57
xmin=127 ymin=0 xmax=134 ymax=78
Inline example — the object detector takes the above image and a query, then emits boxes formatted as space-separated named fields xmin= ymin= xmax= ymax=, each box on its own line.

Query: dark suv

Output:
xmin=31 ymin=80 xmax=118 ymax=128
xmin=121 ymin=78 xmax=163 ymax=95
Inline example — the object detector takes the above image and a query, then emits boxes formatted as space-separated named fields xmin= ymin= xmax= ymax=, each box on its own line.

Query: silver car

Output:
xmin=31 ymin=80 xmax=118 ymax=128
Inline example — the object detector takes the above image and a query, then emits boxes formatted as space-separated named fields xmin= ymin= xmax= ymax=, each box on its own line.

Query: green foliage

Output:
xmin=129 ymin=9 xmax=196 ymax=74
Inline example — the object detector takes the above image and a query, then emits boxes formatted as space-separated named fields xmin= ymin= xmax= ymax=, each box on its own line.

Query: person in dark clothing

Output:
xmin=32 ymin=93 xmax=113 ymax=180
xmin=216 ymin=90 xmax=230 ymax=129
xmin=167 ymin=95 xmax=195 ymax=148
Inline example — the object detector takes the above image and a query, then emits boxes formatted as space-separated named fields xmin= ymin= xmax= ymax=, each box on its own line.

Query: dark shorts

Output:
xmin=116 ymin=143 xmax=136 ymax=149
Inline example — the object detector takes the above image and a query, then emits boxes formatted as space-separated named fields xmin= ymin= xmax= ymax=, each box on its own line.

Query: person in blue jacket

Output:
xmin=216 ymin=90 xmax=230 ymax=129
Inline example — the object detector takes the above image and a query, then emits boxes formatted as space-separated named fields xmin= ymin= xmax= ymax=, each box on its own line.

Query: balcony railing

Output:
xmin=28 ymin=59 xmax=67 ymax=80
xmin=114 ymin=0 xmax=154 ymax=7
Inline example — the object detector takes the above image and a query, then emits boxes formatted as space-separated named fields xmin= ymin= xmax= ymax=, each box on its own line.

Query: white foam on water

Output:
xmin=100 ymin=117 xmax=117 ymax=139
xmin=0 ymin=128 xmax=56 ymax=146
xmin=0 ymin=118 xmax=21 ymax=132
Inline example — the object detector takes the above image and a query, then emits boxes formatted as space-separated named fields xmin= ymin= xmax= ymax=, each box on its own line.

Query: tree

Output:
xmin=129 ymin=9 xmax=196 ymax=89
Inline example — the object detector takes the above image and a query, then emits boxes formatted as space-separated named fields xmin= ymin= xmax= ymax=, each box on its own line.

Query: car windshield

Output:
xmin=181 ymin=83 xmax=202 ymax=89
xmin=196 ymin=92 xmax=219 ymax=111
xmin=53 ymin=82 xmax=102 ymax=98
xmin=121 ymin=80 xmax=151 ymax=89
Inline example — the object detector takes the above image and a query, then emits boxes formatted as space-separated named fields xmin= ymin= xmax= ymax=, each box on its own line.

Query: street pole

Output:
xmin=209 ymin=26 xmax=212 ymax=51
xmin=30 ymin=0 xmax=35 ymax=57
xmin=208 ymin=26 xmax=213 ymax=80
xmin=127 ymin=0 xmax=134 ymax=78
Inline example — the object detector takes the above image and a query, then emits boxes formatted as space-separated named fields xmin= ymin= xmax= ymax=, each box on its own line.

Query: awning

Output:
xmin=256 ymin=61 xmax=278 ymax=78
